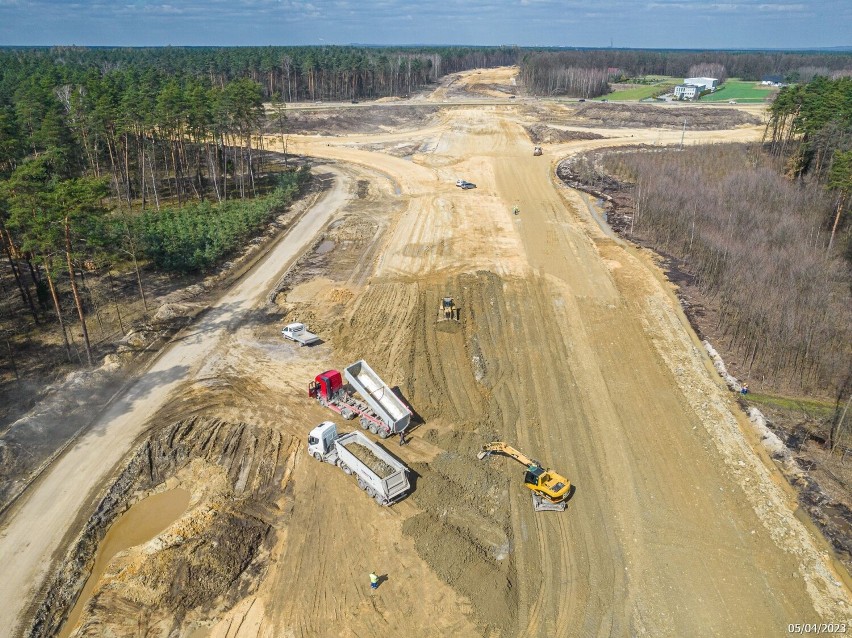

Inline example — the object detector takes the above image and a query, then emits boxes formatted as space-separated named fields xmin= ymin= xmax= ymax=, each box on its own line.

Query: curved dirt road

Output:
xmin=0 ymin=166 xmax=351 ymax=636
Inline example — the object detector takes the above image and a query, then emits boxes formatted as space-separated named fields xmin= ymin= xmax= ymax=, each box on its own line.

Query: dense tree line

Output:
xmin=518 ymin=62 xmax=609 ymax=98
xmin=1 ymin=48 xmax=322 ymax=372
xmin=765 ymin=77 xmax=852 ymax=251
xmin=0 ymin=46 xmax=518 ymax=105
xmin=600 ymin=145 xmax=851 ymax=401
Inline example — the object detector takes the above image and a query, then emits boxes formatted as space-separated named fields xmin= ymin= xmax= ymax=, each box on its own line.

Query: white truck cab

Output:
xmin=308 ymin=421 xmax=338 ymax=459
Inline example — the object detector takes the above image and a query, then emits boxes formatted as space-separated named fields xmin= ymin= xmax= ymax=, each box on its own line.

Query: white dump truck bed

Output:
xmin=335 ymin=431 xmax=410 ymax=504
xmin=344 ymin=360 xmax=411 ymax=433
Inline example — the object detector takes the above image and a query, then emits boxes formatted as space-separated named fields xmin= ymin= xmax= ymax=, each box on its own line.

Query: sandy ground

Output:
xmin=4 ymin=67 xmax=852 ymax=638
xmin=0 ymin=165 xmax=351 ymax=637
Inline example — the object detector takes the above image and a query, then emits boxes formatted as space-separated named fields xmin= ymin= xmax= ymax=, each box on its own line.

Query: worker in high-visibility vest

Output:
xmin=370 ymin=571 xmax=379 ymax=590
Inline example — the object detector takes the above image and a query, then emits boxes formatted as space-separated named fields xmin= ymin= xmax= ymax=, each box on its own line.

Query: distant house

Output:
xmin=673 ymin=77 xmax=719 ymax=101
xmin=761 ymin=74 xmax=784 ymax=86
xmin=674 ymin=84 xmax=702 ymax=100
xmin=684 ymin=77 xmax=719 ymax=92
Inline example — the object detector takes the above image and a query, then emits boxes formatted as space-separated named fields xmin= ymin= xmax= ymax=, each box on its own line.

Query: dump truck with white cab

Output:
xmin=307 ymin=421 xmax=410 ymax=505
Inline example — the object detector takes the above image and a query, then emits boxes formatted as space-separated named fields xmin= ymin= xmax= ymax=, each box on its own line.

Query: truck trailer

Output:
xmin=308 ymin=360 xmax=411 ymax=438
xmin=307 ymin=421 xmax=410 ymax=505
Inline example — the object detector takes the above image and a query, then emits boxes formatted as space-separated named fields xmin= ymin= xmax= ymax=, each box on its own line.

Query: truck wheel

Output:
xmin=312 ymin=452 xmax=323 ymax=461
xmin=360 ymin=418 xmax=369 ymax=430
xmin=378 ymin=429 xmax=389 ymax=439
xmin=368 ymin=423 xmax=378 ymax=435
xmin=366 ymin=486 xmax=376 ymax=498
xmin=375 ymin=494 xmax=387 ymax=506
xmin=340 ymin=462 xmax=351 ymax=475
xmin=357 ymin=477 xmax=366 ymax=490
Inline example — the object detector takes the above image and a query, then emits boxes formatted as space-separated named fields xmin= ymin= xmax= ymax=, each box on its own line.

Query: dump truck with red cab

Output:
xmin=308 ymin=360 xmax=411 ymax=439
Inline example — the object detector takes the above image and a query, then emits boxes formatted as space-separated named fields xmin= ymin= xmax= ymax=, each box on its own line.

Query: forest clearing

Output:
xmin=1 ymin=57 xmax=851 ymax=638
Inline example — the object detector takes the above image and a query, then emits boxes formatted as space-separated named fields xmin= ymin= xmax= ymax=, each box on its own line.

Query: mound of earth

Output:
xmin=264 ymin=105 xmax=443 ymax=136
xmin=403 ymin=440 xmax=517 ymax=634
xmin=524 ymin=123 xmax=604 ymax=144
xmin=573 ymin=103 xmax=761 ymax=129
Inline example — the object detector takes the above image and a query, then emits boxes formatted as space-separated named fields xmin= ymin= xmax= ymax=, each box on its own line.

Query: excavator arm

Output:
xmin=477 ymin=442 xmax=538 ymax=467
xmin=478 ymin=441 xmax=572 ymax=509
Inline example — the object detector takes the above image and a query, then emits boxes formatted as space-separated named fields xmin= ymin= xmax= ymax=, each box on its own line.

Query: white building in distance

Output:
xmin=674 ymin=84 xmax=701 ymax=100
xmin=673 ymin=77 xmax=719 ymax=100
xmin=684 ymin=77 xmax=719 ymax=91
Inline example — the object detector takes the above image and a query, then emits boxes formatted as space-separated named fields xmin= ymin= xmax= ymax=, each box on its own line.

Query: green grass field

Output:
xmin=700 ymin=79 xmax=776 ymax=103
xmin=597 ymin=76 xmax=678 ymax=101
xmin=598 ymin=83 xmax=677 ymax=101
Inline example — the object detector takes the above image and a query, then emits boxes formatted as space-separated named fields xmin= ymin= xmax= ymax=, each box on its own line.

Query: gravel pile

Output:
xmin=344 ymin=440 xmax=394 ymax=478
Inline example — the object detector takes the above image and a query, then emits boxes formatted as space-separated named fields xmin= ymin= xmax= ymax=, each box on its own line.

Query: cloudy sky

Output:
xmin=0 ymin=0 xmax=848 ymax=48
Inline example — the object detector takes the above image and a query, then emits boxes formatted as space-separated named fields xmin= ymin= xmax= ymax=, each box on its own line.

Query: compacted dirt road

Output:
xmin=4 ymin=68 xmax=851 ymax=638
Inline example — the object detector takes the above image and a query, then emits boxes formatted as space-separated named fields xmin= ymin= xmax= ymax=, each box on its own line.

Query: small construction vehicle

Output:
xmin=533 ymin=146 xmax=543 ymax=156
xmin=438 ymin=297 xmax=459 ymax=322
xmin=281 ymin=322 xmax=320 ymax=346
xmin=512 ymin=205 xmax=520 ymax=216
xmin=477 ymin=442 xmax=571 ymax=512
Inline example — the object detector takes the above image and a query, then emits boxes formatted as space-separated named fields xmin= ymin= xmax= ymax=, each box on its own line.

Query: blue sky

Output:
xmin=0 ymin=0 xmax=848 ymax=48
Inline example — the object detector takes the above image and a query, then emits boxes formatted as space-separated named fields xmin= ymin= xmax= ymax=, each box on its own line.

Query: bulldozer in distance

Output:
xmin=438 ymin=297 xmax=459 ymax=322
xmin=478 ymin=442 xmax=572 ymax=511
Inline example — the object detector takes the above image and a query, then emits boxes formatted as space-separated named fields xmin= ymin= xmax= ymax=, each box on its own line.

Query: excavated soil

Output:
xmin=264 ymin=104 xmax=443 ymax=136
xmin=29 ymin=417 xmax=291 ymax=638
xmin=524 ymin=123 xmax=604 ymax=144
xmin=344 ymin=440 xmax=395 ymax=478
xmin=572 ymin=102 xmax=762 ymax=129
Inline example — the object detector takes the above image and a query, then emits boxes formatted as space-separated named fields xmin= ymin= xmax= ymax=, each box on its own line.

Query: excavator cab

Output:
xmin=524 ymin=465 xmax=545 ymax=487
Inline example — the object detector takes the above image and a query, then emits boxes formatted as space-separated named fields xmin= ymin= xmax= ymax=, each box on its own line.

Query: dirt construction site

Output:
xmin=2 ymin=67 xmax=851 ymax=638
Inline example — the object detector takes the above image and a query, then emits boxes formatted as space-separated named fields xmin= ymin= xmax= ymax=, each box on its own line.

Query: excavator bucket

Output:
xmin=476 ymin=449 xmax=491 ymax=460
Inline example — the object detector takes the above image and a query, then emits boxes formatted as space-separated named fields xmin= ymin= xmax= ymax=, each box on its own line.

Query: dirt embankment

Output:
xmin=572 ymin=102 xmax=762 ymax=129
xmin=264 ymin=105 xmax=443 ymax=136
xmin=523 ymin=123 xmax=604 ymax=144
xmin=28 ymin=417 xmax=292 ymax=638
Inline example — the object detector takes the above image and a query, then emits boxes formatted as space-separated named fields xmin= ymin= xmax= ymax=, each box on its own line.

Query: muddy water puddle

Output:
xmin=59 ymin=488 xmax=191 ymax=638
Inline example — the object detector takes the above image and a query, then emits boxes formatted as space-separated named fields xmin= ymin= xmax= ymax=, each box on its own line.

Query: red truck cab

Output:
xmin=308 ymin=370 xmax=343 ymax=400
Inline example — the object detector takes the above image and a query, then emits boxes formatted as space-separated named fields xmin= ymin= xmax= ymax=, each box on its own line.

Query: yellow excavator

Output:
xmin=477 ymin=442 xmax=571 ymax=512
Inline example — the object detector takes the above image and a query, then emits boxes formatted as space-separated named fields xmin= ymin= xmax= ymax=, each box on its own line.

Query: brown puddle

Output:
xmin=58 ymin=488 xmax=191 ymax=638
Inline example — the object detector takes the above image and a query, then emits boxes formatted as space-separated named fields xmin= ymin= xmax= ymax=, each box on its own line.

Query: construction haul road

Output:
xmin=3 ymin=67 xmax=851 ymax=638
